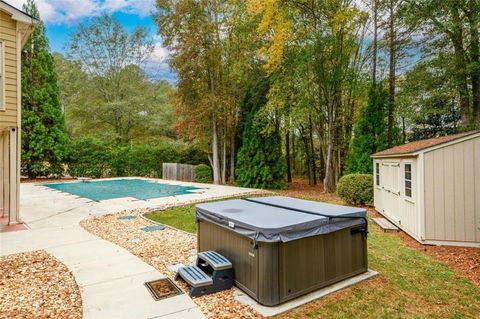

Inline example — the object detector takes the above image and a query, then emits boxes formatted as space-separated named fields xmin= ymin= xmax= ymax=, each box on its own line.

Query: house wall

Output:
xmin=374 ymin=157 xmax=419 ymax=239
xmin=0 ymin=9 xmax=19 ymax=130
xmin=423 ymin=135 xmax=480 ymax=244
xmin=0 ymin=131 xmax=5 ymax=213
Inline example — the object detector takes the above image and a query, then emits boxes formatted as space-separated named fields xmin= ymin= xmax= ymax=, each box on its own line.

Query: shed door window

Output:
xmin=0 ymin=41 xmax=4 ymax=110
xmin=375 ymin=162 xmax=380 ymax=186
xmin=404 ymin=163 xmax=412 ymax=198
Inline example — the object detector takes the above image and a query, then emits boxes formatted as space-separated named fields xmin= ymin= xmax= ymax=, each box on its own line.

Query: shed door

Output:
xmin=381 ymin=161 xmax=402 ymax=223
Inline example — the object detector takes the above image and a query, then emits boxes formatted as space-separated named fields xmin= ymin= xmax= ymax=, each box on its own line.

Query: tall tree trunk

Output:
xmin=450 ymin=6 xmax=471 ymax=126
xmin=372 ymin=0 xmax=378 ymax=86
xmin=467 ymin=7 xmax=480 ymax=124
xmin=387 ymin=0 xmax=396 ymax=147
xmin=211 ymin=115 xmax=220 ymax=184
xmin=221 ymin=125 xmax=226 ymax=184
xmin=308 ymin=115 xmax=317 ymax=185
xmin=291 ymin=130 xmax=295 ymax=172
xmin=300 ymin=126 xmax=313 ymax=185
xmin=324 ymin=128 xmax=336 ymax=192
xmin=229 ymin=129 xmax=235 ymax=183
xmin=286 ymin=132 xmax=292 ymax=183
xmin=324 ymin=111 xmax=336 ymax=192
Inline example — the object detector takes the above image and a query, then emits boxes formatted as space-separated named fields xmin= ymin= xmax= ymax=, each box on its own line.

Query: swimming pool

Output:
xmin=45 ymin=179 xmax=203 ymax=201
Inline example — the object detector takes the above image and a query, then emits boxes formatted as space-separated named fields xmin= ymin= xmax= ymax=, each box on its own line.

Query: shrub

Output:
xmin=67 ymin=138 xmax=111 ymax=178
xmin=67 ymin=139 xmax=209 ymax=178
xmin=194 ymin=164 xmax=213 ymax=183
xmin=336 ymin=174 xmax=373 ymax=206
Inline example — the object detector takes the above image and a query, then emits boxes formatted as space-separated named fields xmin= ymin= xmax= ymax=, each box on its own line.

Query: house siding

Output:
xmin=0 ymin=9 xmax=18 ymax=130
xmin=423 ymin=136 xmax=480 ymax=243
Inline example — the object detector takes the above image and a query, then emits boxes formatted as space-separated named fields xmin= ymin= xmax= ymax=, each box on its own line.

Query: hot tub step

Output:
xmin=175 ymin=251 xmax=234 ymax=297
xmin=197 ymin=251 xmax=233 ymax=270
xmin=175 ymin=266 xmax=213 ymax=288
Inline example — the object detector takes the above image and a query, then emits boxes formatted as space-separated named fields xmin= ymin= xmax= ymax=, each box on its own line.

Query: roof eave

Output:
xmin=0 ymin=1 xmax=38 ymax=25
xmin=371 ymin=153 xmax=417 ymax=159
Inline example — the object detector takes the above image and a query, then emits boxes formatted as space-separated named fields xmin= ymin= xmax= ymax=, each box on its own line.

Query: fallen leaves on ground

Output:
xmin=0 ymin=250 xmax=82 ymax=319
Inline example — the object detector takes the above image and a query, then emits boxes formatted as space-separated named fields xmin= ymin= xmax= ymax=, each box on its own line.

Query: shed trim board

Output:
xmin=373 ymin=132 xmax=480 ymax=247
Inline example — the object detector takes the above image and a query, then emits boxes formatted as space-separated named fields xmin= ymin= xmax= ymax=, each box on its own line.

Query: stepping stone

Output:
xmin=373 ymin=217 xmax=399 ymax=232
xmin=118 ymin=215 xmax=137 ymax=220
xmin=128 ymin=238 xmax=142 ymax=244
xmin=141 ymin=225 xmax=165 ymax=232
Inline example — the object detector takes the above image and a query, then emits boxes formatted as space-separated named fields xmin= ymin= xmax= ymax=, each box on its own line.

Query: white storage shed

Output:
xmin=371 ymin=131 xmax=480 ymax=247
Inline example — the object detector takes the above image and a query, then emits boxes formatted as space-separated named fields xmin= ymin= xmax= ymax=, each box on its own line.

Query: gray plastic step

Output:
xmin=197 ymin=251 xmax=232 ymax=271
xmin=176 ymin=265 xmax=213 ymax=288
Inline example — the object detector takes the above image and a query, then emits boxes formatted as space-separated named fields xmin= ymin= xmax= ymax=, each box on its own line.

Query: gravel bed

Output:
xmin=0 ymin=250 xmax=82 ymax=319
xmin=80 ymin=208 xmax=264 ymax=319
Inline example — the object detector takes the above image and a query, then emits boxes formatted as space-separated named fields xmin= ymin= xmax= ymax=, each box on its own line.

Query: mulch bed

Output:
xmin=0 ymin=250 xmax=82 ymax=319
xmin=367 ymin=207 xmax=480 ymax=287
xmin=81 ymin=210 xmax=263 ymax=319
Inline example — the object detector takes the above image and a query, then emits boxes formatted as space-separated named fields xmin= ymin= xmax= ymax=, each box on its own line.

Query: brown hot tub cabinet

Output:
xmin=196 ymin=196 xmax=368 ymax=306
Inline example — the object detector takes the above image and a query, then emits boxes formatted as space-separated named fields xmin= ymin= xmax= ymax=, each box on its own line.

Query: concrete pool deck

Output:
xmin=0 ymin=178 xmax=259 ymax=319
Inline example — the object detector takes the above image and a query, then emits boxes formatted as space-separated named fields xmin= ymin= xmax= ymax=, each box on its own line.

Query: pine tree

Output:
xmin=21 ymin=0 xmax=68 ymax=178
xmin=235 ymin=77 xmax=287 ymax=189
xmin=346 ymin=86 xmax=389 ymax=174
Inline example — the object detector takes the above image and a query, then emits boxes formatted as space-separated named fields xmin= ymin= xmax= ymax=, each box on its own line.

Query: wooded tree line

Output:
xmin=19 ymin=0 xmax=480 ymax=190
xmin=155 ymin=0 xmax=480 ymax=191
xmin=19 ymin=2 xmax=190 ymax=178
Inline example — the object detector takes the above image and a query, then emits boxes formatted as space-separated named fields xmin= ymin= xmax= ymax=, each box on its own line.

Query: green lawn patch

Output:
xmin=146 ymin=204 xmax=197 ymax=233
xmin=144 ymin=197 xmax=480 ymax=318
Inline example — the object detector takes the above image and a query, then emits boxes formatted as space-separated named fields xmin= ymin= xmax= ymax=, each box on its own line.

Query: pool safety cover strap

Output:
xmin=195 ymin=196 xmax=366 ymax=243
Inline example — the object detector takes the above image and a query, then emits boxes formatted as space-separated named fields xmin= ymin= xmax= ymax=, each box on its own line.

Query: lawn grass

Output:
xmin=144 ymin=197 xmax=480 ymax=318
xmin=146 ymin=204 xmax=198 ymax=233
xmin=145 ymin=194 xmax=269 ymax=233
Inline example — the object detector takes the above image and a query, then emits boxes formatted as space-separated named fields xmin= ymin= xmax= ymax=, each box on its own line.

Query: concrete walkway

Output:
xmin=0 ymin=179 xmax=257 ymax=319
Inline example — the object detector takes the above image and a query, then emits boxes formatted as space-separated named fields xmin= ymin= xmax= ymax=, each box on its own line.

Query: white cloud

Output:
xmin=5 ymin=0 xmax=156 ymax=24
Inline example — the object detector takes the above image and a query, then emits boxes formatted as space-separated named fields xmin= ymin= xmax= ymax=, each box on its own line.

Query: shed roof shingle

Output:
xmin=372 ymin=131 xmax=480 ymax=157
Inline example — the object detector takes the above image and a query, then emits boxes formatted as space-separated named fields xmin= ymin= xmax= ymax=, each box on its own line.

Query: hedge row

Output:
xmin=67 ymin=138 xmax=209 ymax=178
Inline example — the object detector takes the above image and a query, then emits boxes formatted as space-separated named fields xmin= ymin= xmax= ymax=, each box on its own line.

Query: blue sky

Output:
xmin=6 ymin=0 xmax=175 ymax=83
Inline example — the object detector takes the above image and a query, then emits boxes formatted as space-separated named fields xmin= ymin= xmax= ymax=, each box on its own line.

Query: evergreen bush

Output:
xmin=194 ymin=164 xmax=213 ymax=183
xmin=67 ymin=138 xmax=111 ymax=178
xmin=235 ymin=77 xmax=287 ymax=189
xmin=336 ymin=174 xmax=373 ymax=206
xmin=21 ymin=1 xmax=69 ymax=178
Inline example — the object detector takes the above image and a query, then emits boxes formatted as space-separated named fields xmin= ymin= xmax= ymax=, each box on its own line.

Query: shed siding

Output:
xmin=424 ymin=136 xmax=480 ymax=243
xmin=0 ymin=9 xmax=18 ymax=130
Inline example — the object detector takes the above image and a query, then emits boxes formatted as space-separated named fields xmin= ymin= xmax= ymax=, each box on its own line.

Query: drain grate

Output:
xmin=145 ymin=278 xmax=183 ymax=301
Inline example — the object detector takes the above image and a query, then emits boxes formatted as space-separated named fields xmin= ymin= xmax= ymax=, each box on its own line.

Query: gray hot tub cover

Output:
xmin=195 ymin=196 xmax=366 ymax=243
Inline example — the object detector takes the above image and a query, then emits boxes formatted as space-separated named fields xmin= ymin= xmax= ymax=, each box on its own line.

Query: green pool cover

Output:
xmin=46 ymin=179 xmax=202 ymax=201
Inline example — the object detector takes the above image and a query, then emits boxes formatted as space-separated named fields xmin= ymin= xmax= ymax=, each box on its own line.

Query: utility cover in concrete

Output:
xmin=118 ymin=215 xmax=137 ymax=220
xmin=142 ymin=225 xmax=165 ymax=232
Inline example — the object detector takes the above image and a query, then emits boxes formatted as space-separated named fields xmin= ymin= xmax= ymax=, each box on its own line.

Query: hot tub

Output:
xmin=196 ymin=196 xmax=368 ymax=306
